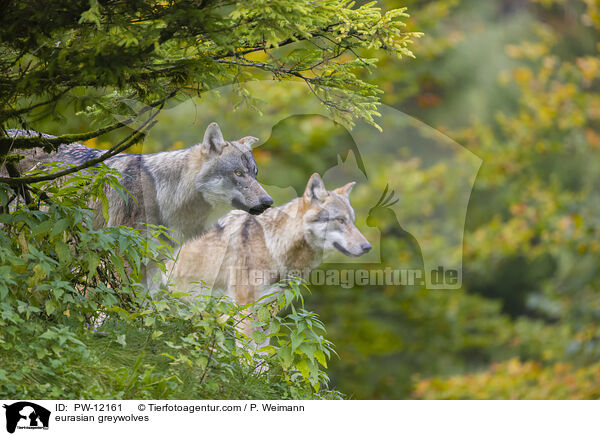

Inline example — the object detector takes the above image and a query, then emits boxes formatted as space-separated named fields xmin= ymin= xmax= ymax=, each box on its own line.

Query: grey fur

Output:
xmin=3 ymin=123 xmax=273 ymax=243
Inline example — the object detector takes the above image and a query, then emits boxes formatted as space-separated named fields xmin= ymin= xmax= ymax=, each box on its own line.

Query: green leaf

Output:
xmin=86 ymin=254 xmax=100 ymax=277
xmin=257 ymin=344 xmax=276 ymax=355
xmin=269 ymin=319 xmax=281 ymax=335
xmin=50 ymin=218 xmax=70 ymax=237
xmin=45 ymin=299 xmax=56 ymax=315
xmin=0 ymin=284 xmax=8 ymax=299
xmin=299 ymin=343 xmax=316 ymax=363
xmin=257 ymin=306 xmax=271 ymax=323
xmin=252 ymin=330 xmax=266 ymax=345
xmin=278 ymin=346 xmax=294 ymax=369
xmin=111 ymin=253 xmax=126 ymax=279
xmin=314 ymin=349 xmax=327 ymax=368
xmin=197 ymin=356 xmax=208 ymax=370
xmin=284 ymin=288 xmax=294 ymax=306
xmin=290 ymin=330 xmax=303 ymax=352
xmin=296 ymin=359 xmax=310 ymax=380
xmin=144 ymin=317 xmax=156 ymax=327
xmin=40 ymin=329 xmax=57 ymax=340
xmin=32 ymin=220 xmax=53 ymax=237
xmin=54 ymin=241 xmax=71 ymax=264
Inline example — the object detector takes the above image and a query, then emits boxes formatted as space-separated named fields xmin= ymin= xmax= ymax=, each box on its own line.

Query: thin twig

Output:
xmin=0 ymin=90 xmax=177 ymax=154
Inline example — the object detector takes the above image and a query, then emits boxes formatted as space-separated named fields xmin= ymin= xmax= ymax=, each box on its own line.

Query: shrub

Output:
xmin=413 ymin=358 xmax=600 ymax=400
xmin=0 ymin=165 xmax=340 ymax=399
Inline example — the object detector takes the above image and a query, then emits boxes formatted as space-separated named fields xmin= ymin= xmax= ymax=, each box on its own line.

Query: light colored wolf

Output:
xmin=5 ymin=123 xmax=273 ymax=241
xmin=166 ymin=173 xmax=371 ymax=342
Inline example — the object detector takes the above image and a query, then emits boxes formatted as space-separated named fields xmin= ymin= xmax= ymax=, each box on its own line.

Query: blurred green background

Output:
xmin=32 ymin=0 xmax=600 ymax=399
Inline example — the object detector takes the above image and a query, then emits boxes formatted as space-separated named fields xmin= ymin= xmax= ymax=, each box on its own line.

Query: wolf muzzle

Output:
xmin=334 ymin=241 xmax=372 ymax=257
xmin=233 ymin=196 xmax=273 ymax=215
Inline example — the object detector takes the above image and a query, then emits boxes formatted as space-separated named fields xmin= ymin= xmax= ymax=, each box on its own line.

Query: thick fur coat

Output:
xmin=4 ymin=123 xmax=272 ymax=242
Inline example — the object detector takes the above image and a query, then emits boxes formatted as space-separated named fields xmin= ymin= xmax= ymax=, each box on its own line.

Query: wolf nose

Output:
xmin=361 ymin=242 xmax=372 ymax=253
xmin=248 ymin=196 xmax=274 ymax=215
xmin=260 ymin=196 xmax=273 ymax=207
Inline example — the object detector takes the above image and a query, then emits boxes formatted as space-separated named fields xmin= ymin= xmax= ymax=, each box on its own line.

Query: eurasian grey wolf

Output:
xmin=5 ymin=123 xmax=273 ymax=241
xmin=165 ymin=173 xmax=371 ymax=343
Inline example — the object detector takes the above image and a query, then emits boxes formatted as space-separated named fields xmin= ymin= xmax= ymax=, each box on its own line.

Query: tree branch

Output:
xmin=0 ymin=89 xmax=178 ymax=155
xmin=0 ymin=104 xmax=162 ymax=186
xmin=209 ymin=23 xmax=343 ymax=60
xmin=0 ymin=88 xmax=73 ymax=120
xmin=4 ymin=161 xmax=33 ymax=204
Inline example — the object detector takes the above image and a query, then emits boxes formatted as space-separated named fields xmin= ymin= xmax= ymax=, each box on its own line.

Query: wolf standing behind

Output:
xmin=6 ymin=123 xmax=273 ymax=242
xmin=166 ymin=173 xmax=371 ymax=343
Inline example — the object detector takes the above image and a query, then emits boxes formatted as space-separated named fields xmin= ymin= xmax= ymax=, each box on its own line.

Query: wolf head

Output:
xmin=301 ymin=173 xmax=371 ymax=258
xmin=193 ymin=123 xmax=273 ymax=215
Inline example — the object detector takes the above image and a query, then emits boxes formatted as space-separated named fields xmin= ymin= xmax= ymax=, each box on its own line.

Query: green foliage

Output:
xmin=0 ymin=0 xmax=420 ymax=134
xmin=250 ymin=279 xmax=337 ymax=393
xmin=0 ymin=167 xmax=340 ymax=399
xmin=316 ymin=0 xmax=600 ymax=399
xmin=413 ymin=358 xmax=600 ymax=400
xmin=0 ymin=164 xmax=164 ymax=321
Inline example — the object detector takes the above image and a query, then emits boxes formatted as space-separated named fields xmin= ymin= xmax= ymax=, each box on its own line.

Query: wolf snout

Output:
xmin=260 ymin=195 xmax=273 ymax=208
xmin=361 ymin=242 xmax=372 ymax=253
xmin=248 ymin=195 xmax=273 ymax=215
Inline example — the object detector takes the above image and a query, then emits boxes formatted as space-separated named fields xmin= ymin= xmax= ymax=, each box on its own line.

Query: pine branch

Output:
xmin=0 ymin=90 xmax=177 ymax=155
xmin=0 ymin=88 xmax=72 ymax=120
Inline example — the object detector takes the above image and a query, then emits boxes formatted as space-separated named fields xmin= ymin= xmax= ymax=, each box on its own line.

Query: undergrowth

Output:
xmin=0 ymin=164 xmax=342 ymax=399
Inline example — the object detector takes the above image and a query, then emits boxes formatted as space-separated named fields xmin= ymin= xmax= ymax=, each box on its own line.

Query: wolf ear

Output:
xmin=238 ymin=136 xmax=259 ymax=149
xmin=202 ymin=122 xmax=227 ymax=155
xmin=303 ymin=173 xmax=327 ymax=202
xmin=334 ymin=182 xmax=356 ymax=198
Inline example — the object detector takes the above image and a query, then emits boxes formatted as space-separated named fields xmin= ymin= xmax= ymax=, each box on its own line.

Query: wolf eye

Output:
xmin=336 ymin=217 xmax=346 ymax=225
xmin=234 ymin=170 xmax=243 ymax=177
